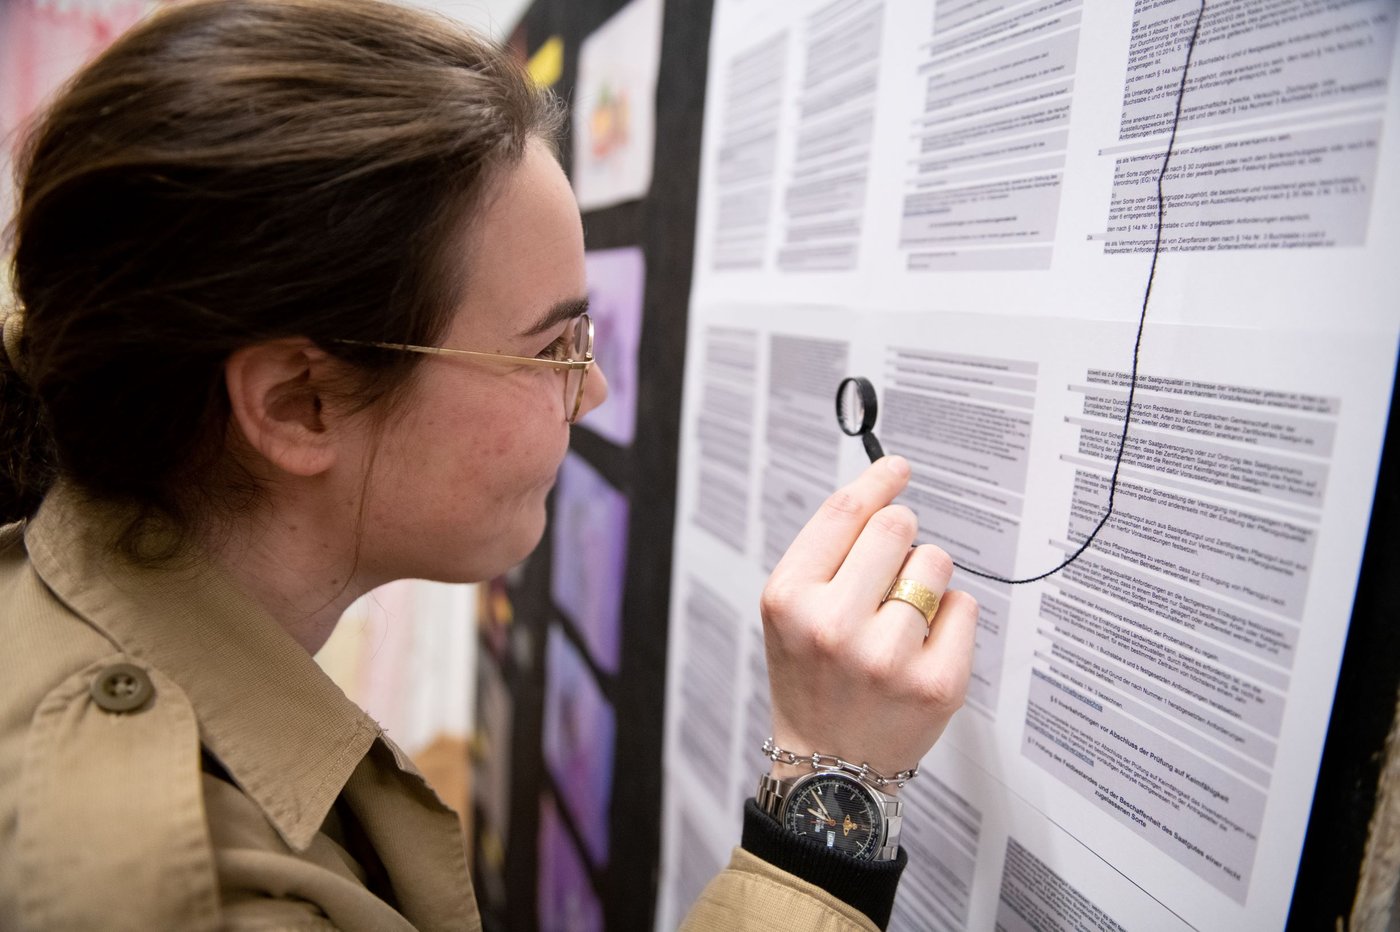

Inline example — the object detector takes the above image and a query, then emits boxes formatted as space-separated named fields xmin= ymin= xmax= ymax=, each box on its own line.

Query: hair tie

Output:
xmin=2 ymin=307 xmax=28 ymax=380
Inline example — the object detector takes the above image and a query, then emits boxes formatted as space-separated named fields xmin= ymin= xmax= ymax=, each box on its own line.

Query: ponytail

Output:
xmin=0 ymin=308 xmax=56 ymax=524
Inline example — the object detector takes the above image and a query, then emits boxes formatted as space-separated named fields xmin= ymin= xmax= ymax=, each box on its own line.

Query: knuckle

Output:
xmin=859 ymin=649 xmax=899 ymax=684
xmin=916 ymin=671 xmax=966 ymax=710
xmin=939 ymin=588 xmax=979 ymax=625
xmin=870 ymin=504 xmax=917 ymax=540
xmin=915 ymin=544 xmax=954 ymax=583
xmin=759 ymin=581 xmax=797 ymax=623
xmin=950 ymin=588 xmax=979 ymax=617
xmin=811 ymin=622 xmax=844 ymax=659
xmin=823 ymin=489 xmax=864 ymax=520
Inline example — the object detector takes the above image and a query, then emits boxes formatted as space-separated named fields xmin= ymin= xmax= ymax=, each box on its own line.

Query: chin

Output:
xmin=467 ymin=514 xmax=550 ymax=583
xmin=407 ymin=496 xmax=553 ymax=584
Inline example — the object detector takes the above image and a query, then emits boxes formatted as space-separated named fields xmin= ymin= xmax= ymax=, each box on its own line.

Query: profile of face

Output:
xmin=352 ymin=140 xmax=608 ymax=585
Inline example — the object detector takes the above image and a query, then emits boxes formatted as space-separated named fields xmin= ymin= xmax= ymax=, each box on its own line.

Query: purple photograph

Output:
xmin=541 ymin=625 xmax=615 ymax=866
xmin=536 ymin=793 xmax=604 ymax=932
xmin=578 ymin=246 xmax=645 ymax=447
xmin=550 ymin=452 xmax=628 ymax=672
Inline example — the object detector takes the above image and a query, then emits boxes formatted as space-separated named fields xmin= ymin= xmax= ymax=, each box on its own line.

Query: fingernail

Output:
xmin=883 ymin=455 xmax=910 ymax=477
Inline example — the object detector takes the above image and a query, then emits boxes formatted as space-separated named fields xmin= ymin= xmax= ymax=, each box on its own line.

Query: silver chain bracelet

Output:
xmin=762 ymin=737 xmax=919 ymax=789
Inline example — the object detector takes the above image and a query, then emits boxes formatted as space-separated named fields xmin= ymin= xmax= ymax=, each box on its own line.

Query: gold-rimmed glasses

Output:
xmin=337 ymin=313 xmax=594 ymax=422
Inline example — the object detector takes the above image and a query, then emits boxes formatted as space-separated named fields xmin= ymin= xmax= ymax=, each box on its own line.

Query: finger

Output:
xmin=770 ymin=456 xmax=911 ymax=585
xmin=873 ymin=544 xmax=955 ymax=643
xmin=829 ymin=504 xmax=918 ymax=608
xmin=915 ymin=589 xmax=979 ymax=706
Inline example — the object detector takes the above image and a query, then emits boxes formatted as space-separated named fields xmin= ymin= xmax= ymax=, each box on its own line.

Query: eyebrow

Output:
xmin=520 ymin=296 xmax=590 ymax=337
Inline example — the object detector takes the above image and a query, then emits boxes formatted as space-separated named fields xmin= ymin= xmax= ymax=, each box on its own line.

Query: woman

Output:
xmin=0 ymin=0 xmax=977 ymax=929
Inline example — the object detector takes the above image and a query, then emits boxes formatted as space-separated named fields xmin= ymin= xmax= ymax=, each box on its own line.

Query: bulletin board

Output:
xmin=468 ymin=1 xmax=1400 ymax=930
xmin=656 ymin=2 xmax=1400 ymax=932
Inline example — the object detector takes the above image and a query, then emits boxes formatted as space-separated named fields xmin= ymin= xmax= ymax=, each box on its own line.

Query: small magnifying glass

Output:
xmin=835 ymin=376 xmax=885 ymax=463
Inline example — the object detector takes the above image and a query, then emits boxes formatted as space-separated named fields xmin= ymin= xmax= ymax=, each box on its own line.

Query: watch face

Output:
xmin=782 ymin=773 xmax=883 ymax=859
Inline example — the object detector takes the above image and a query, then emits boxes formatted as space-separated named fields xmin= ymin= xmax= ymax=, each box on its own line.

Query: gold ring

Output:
xmin=882 ymin=578 xmax=941 ymax=625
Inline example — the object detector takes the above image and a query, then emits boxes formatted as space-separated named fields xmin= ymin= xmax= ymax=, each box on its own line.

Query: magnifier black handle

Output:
xmin=861 ymin=433 xmax=885 ymax=462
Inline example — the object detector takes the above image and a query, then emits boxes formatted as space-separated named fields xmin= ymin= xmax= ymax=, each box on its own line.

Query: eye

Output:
xmin=536 ymin=328 xmax=573 ymax=361
xmin=536 ymin=315 xmax=587 ymax=362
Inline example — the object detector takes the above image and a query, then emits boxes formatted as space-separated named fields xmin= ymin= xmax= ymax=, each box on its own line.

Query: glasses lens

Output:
xmin=572 ymin=314 xmax=592 ymax=359
xmin=562 ymin=316 xmax=593 ymax=422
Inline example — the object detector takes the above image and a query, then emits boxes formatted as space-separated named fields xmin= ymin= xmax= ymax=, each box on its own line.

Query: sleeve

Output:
xmin=677 ymin=799 xmax=906 ymax=932
xmin=679 ymin=846 xmax=882 ymax=932
xmin=739 ymin=798 xmax=905 ymax=928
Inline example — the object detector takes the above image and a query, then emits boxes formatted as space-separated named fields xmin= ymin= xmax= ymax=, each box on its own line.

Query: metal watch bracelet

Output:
xmin=761 ymin=737 xmax=920 ymax=789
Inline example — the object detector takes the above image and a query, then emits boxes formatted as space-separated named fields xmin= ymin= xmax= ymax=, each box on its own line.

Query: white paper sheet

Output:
xmin=658 ymin=2 xmax=1400 ymax=930
xmin=571 ymin=0 xmax=664 ymax=210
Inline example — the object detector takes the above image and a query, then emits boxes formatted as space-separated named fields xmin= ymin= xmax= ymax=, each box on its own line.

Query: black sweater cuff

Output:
xmin=741 ymin=797 xmax=906 ymax=929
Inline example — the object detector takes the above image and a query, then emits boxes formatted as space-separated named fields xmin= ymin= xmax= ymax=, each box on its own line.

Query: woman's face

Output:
xmin=353 ymin=139 xmax=607 ymax=585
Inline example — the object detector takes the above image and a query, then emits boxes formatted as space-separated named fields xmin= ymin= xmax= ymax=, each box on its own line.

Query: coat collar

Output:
xmin=25 ymin=483 xmax=380 ymax=852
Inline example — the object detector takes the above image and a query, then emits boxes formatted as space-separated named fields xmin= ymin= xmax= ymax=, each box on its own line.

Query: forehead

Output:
xmin=451 ymin=140 xmax=586 ymax=346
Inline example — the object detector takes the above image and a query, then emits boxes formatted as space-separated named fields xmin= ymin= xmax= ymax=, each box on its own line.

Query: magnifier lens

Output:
xmin=835 ymin=376 xmax=886 ymax=463
xmin=837 ymin=379 xmax=867 ymax=436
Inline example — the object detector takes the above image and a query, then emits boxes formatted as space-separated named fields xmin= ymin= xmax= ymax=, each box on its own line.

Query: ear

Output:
xmin=224 ymin=339 xmax=342 ymax=478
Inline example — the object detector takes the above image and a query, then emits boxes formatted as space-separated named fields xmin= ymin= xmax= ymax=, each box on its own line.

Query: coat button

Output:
xmin=90 ymin=663 xmax=155 ymax=713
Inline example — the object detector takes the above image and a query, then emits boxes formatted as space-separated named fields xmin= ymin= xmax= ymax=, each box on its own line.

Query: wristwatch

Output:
xmin=757 ymin=770 xmax=903 ymax=861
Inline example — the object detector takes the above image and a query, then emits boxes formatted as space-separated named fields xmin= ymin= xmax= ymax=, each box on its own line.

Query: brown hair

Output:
xmin=1 ymin=0 xmax=561 ymax=549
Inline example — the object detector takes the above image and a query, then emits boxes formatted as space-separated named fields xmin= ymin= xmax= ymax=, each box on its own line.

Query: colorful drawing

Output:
xmin=589 ymin=84 xmax=631 ymax=159
xmin=570 ymin=0 xmax=663 ymax=209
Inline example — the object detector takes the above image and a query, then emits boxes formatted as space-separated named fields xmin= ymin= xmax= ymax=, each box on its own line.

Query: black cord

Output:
xmin=953 ymin=0 xmax=1207 ymax=586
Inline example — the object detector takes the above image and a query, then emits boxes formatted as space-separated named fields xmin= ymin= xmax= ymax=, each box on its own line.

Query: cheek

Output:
xmin=473 ymin=391 xmax=569 ymax=477
xmin=487 ymin=431 xmax=517 ymax=460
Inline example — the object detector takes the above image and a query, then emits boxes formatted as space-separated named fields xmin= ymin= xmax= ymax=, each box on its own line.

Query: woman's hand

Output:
xmin=760 ymin=455 xmax=978 ymax=786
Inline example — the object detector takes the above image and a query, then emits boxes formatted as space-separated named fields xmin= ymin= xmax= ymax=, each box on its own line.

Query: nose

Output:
xmin=577 ymin=361 xmax=609 ymax=418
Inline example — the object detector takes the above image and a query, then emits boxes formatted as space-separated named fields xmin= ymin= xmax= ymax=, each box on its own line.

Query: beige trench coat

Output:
xmin=0 ymin=484 xmax=875 ymax=931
